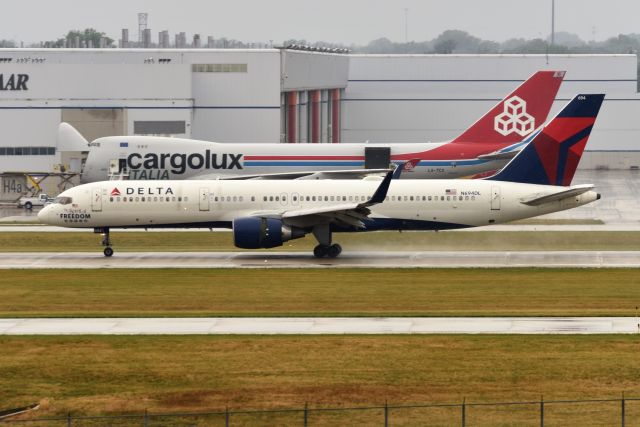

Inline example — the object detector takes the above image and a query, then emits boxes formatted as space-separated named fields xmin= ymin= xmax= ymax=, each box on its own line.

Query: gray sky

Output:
xmin=4 ymin=0 xmax=639 ymax=46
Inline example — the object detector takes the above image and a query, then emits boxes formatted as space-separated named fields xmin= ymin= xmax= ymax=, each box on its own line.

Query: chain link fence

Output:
xmin=3 ymin=396 xmax=639 ymax=426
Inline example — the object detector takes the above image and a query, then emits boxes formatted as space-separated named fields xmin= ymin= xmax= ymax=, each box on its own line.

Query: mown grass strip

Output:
xmin=1 ymin=335 xmax=639 ymax=425
xmin=1 ymin=268 xmax=639 ymax=317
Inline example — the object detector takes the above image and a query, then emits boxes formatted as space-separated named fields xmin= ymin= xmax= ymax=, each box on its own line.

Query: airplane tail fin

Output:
xmin=451 ymin=70 xmax=565 ymax=144
xmin=487 ymin=94 xmax=605 ymax=186
xmin=57 ymin=122 xmax=89 ymax=151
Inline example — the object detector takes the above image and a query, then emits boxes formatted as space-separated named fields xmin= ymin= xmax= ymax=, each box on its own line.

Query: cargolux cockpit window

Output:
xmin=53 ymin=197 xmax=73 ymax=205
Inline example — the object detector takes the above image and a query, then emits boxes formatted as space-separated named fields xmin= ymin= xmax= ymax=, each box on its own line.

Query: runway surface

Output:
xmin=1 ymin=317 xmax=638 ymax=335
xmin=2 ymin=250 xmax=640 ymax=268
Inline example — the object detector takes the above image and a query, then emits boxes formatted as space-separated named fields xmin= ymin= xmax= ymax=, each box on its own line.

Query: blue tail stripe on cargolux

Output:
xmin=487 ymin=94 xmax=604 ymax=186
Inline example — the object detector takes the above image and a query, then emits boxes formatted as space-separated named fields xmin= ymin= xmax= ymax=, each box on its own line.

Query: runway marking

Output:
xmin=1 ymin=317 xmax=638 ymax=335
xmin=1 ymin=251 xmax=640 ymax=269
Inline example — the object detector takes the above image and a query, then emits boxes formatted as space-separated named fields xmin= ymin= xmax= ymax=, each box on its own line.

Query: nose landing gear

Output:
xmin=95 ymin=227 xmax=114 ymax=257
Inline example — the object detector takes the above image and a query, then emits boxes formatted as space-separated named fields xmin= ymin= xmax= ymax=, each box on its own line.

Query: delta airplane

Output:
xmin=76 ymin=71 xmax=565 ymax=183
xmin=39 ymin=94 xmax=603 ymax=258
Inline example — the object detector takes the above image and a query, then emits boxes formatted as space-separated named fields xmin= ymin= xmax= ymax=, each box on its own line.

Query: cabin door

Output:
xmin=491 ymin=186 xmax=501 ymax=210
xmin=91 ymin=188 xmax=102 ymax=212
xmin=199 ymin=187 xmax=210 ymax=211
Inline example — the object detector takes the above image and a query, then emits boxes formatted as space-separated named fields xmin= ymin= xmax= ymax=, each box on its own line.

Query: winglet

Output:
xmin=488 ymin=94 xmax=604 ymax=186
xmin=365 ymin=167 xmax=396 ymax=205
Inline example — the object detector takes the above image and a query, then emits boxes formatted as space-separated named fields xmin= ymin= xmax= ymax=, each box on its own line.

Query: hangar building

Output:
xmin=0 ymin=49 xmax=639 ymax=199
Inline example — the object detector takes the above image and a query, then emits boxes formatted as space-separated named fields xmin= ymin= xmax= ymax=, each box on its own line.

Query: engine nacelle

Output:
xmin=233 ymin=217 xmax=305 ymax=249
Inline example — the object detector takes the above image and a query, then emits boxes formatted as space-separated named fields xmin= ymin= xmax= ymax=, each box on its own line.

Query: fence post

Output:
xmin=621 ymin=392 xmax=625 ymax=427
xmin=461 ymin=398 xmax=466 ymax=427
xmin=304 ymin=402 xmax=308 ymax=427
xmin=225 ymin=406 xmax=229 ymax=427
xmin=540 ymin=396 xmax=544 ymax=427
xmin=67 ymin=412 xmax=72 ymax=427
xmin=384 ymin=400 xmax=388 ymax=427
xmin=144 ymin=408 xmax=149 ymax=427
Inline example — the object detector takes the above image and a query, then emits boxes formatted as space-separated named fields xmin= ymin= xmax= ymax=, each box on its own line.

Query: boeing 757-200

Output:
xmin=40 ymin=94 xmax=603 ymax=258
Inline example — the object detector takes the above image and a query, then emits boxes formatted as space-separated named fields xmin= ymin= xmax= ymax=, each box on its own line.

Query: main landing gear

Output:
xmin=95 ymin=227 xmax=114 ymax=257
xmin=313 ymin=243 xmax=342 ymax=258
xmin=312 ymin=224 xmax=342 ymax=258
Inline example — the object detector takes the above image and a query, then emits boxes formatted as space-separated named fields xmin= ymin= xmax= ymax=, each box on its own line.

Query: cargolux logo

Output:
xmin=494 ymin=96 xmax=535 ymax=137
xmin=111 ymin=188 xmax=121 ymax=196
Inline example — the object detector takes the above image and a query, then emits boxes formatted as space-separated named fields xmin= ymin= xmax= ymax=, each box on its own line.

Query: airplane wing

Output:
xmin=476 ymin=129 xmax=542 ymax=161
xmin=519 ymin=184 xmax=595 ymax=206
xmin=190 ymin=169 xmax=391 ymax=180
xmin=476 ymin=150 xmax=520 ymax=161
xmin=247 ymin=167 xmax=396 ymax=229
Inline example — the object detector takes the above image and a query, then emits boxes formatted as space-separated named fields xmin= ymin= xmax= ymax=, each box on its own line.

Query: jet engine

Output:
xmin=233 ymin=217 xmax=305 ymax=249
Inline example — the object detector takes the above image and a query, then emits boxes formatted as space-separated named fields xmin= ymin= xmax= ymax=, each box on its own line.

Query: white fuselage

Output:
xmin=40 ymin=179 xmax=598 ymax=232
xmin=80 ymin=136 xmax=509 ymax=183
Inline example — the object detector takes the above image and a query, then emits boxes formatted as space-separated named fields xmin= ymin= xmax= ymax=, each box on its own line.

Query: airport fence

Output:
xmin=3 ymin=396 xmax=640 ymax=426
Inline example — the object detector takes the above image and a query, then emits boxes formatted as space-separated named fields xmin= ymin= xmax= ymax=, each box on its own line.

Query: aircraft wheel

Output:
xmin=327 ymin=244 xmax=342 ymax=258
xmin=103 ymin=247 xmax=114 ymax=257
xmin=313 ymin=245 xmax=329 ymax=258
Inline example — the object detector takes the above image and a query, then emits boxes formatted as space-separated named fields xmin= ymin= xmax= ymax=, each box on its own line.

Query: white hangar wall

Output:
xmin=342 ymin=54 xmax=640 ymax=154
xmin=0 ymin=48 xmax=348 ymax=175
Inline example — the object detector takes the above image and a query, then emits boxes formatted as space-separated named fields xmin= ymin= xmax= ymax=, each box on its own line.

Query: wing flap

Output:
xmin=193 ymin=168 xmax=391 ymax=181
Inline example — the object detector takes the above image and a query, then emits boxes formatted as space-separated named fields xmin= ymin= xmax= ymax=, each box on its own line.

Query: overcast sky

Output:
xmin=4 ymin=0 xmax=639 ymax=46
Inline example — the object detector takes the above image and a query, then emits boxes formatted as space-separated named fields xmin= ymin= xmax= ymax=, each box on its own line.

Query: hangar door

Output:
xmin=365 ymin=147 xmax=391 ymax=169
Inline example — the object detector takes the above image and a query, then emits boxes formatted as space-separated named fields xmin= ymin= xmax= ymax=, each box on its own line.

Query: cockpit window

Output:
xmin=53 ymin=197 xmax=73 ymax=205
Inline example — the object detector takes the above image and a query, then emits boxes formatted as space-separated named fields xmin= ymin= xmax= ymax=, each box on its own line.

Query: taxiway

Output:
xmin=0 ymin=317 xmax=637 ymax=335
xmin=1 ymin=250 xmax=640 ymax=268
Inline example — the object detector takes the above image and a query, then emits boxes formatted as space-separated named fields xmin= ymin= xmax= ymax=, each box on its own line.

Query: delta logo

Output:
xmin=111 ymin=188 xmax=121 ymax=196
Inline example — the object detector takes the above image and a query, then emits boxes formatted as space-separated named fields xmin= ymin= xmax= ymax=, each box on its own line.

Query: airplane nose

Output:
xmin=37 ymin=205 xmax=52 ymax=223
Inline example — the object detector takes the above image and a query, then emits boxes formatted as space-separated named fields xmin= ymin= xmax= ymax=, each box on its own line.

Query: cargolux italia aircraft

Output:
xmin=77 ymin=71 xmax=565 ymax=183
xmin=39 ymin=94 xmax=603 ymax=258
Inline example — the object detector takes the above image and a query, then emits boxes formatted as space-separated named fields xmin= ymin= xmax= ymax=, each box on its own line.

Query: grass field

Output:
xmin=1 ymin=268 xmax=639 ymax=317
xmin=1 ymin=335 xmax=639 ymax=425
xmin=1 ymin=230 xmax=640 ymax=252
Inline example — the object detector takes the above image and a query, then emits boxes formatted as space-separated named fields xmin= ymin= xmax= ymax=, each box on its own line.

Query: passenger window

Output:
xmin=142 ymin=197 xmax=146 ymax=202
xmin=233 ymin=196 xmax=237 ymax=202
xmin=172 ymin=197 xmax=176 ymax=202
xmin=239 ymin=196 xmax=244 ymax=202
xmin=251 ymin=196 xmax=255 ymax=202
xmin=282 ymin=196 xmax=286 ymax=201
xmin=293 ymin=196 xmax=297 ymax=201
xmin=117 ymin=197 xmax=121 ymax=202
xmin=471 ymin=196 xmax=476 ymax=201
xmin=110 ymin=197 xmax=113 ymax=202
xmin=330 ymin=196 xmax=334 ymax=201
xmin=178 ymin=197 xmax=182 ymax=202
xmin=447 ymin=196 xmax=450 ymax=201
xmin=348 ymin=196 xmax=353 ymax=201
xmin=410 ymin=196 xmax=414 ymax=201
xmin=129 ymin=197 xmax=134 ymax=202
xmin=275 ymin=196 xmax=279 ymax=201
xmin=342 ymin=196 xmax=346 ymax=201
xmin=312 ymin=196 xmax=316 ymax=201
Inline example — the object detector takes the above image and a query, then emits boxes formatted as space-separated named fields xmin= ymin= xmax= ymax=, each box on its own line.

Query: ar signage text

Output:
xmin=0 ymin=74 xmax=29 ymax=91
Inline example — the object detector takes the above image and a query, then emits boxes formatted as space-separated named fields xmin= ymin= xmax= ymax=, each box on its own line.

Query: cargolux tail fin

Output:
xmin=488 ymin=94 xmax=604 ymax=186
xmin=451 ymin=70 xmax=565 ymax=144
